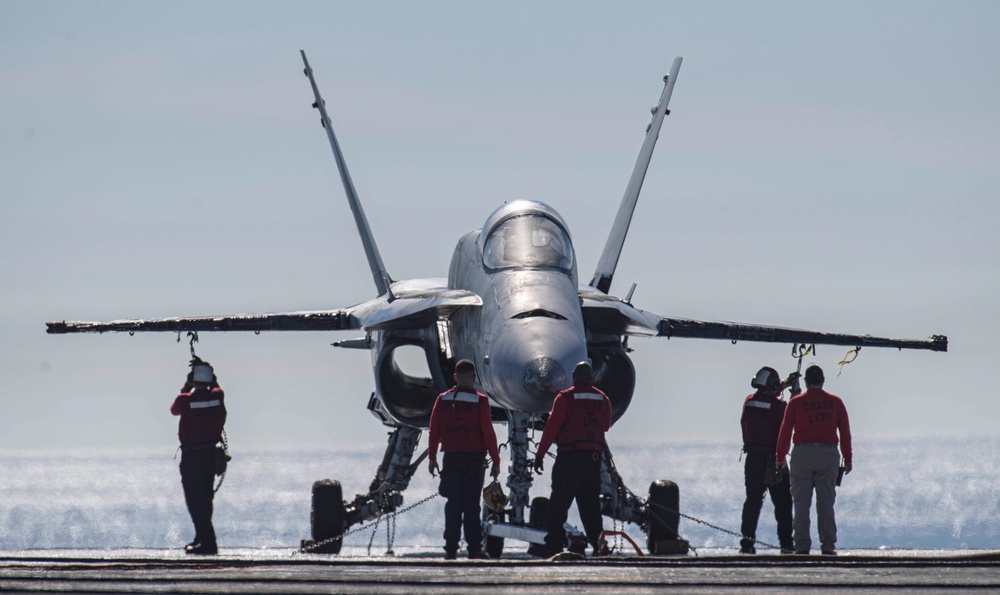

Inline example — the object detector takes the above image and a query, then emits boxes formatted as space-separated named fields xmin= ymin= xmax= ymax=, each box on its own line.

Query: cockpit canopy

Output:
xmin=483 ymin=214 xmax=574 ymax=272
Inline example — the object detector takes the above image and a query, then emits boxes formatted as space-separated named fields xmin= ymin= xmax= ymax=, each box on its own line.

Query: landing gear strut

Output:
xmin=482 ymin=411 xmax=549 ymax=556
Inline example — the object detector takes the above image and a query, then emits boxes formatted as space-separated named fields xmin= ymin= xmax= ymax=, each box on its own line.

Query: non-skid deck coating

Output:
xmin=2 ymin=550 xmax=999 ymax=594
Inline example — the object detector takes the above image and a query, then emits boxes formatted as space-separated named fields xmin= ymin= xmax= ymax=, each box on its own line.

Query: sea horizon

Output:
xmin=2 ymin=434 xmax=997 ymax=552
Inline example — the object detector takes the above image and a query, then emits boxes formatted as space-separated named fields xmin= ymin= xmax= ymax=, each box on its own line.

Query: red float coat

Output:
xmin=741 ymin=390 xmax=787 ymax=453
xmin=171 ymin=385 xmax=226 ymax=452
xmin=776 ymin=387 xmax=852 ymax=465
xmin=427 ymin=386 xmax=500 ymax=465
xmin=536 ymin=384 xmax=612 ymax=458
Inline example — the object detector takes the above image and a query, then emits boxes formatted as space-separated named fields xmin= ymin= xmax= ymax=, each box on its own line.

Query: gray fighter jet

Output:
xmin=47 ymin=51 xmax=946 ymax=556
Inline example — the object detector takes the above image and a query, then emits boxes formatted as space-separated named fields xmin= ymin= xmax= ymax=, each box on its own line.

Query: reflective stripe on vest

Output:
xmin=573 ymin=392 xmax=604 ymax=401
xmin=442 ymin=391 xmax=479 ymax=404
xmin=190 ymin=399 xmax=221 ymax=409
xmin=745 ymin=400 xmax=771 ymax=410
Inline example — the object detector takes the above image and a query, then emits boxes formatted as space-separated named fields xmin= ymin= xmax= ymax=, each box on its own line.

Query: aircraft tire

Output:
xmin=311 ymin=479 xmax=345 ymax=554
xmin=526 ymin=497 xmax=551 ymax=557
xmin=646 ymin=480 xmax=680 ymax=553
xmin=529 ymin=496 xmax=549 ymax=530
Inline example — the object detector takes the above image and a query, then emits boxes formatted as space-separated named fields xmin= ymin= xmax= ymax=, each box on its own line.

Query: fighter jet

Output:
xmin=47 ymin=51 xmax=947 ymax=556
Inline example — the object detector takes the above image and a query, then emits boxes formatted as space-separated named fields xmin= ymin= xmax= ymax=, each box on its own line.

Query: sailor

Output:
xmin=776 ymin=364 xmax=853 ymax=555
xmin=427 ymin=359 xmax=501 ymax=560
xmin=739 ymin=366 xmax=797 ymax=554
xmin=533 ymin=361 xmax=612 ymax=557
xmin=170 ymin=358 xmax=226 ymax=555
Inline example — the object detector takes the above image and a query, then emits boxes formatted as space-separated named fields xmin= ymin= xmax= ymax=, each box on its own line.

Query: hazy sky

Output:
xmin=2 ymin=1 xmax=998 ymax=452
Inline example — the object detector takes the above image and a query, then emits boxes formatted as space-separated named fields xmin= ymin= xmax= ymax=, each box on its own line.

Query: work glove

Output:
xmin=490 ymin=464 xmax=500 ymax=479
xmin=533 ymin=456 xmax=544 ymax=475
xmin=784 ymin=372 xmax=801 ymax=385
xmin=428 ymin=459 xmax=440 ymax=478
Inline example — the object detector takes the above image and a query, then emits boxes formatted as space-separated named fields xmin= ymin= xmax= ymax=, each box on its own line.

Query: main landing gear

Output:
xmin=302 ymin=426 xmax=424 ymax=554
xmin=302 ymin=417 xmax=688 ymax=556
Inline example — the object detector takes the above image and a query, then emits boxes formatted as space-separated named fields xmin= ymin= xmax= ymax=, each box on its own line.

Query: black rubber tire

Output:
xmin=529 ymin=496 xmax=549 ymax=530
xmin=646 ymin=479 xmax=680 ymax=553
xmin=311 ymin=479 xmax=345 ymax=554
xmin=485 ymin=509 xmax=505 ymax=559
xmin=525 ymin=496 xmax=552 ymax=557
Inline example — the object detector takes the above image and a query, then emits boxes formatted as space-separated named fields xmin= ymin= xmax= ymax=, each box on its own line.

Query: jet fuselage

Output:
xmin=448 ymin=200 xmax=589 ymax=414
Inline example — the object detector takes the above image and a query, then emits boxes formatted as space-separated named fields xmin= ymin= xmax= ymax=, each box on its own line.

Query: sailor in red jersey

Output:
xmin=170 ymin=359 xmax=226 ymax=555
xmin=533 ymin=361 xmax=612 ymax=556
xmin=776 ymin=365 xmax=852 ymax=555
xmin=427 ymin=359 xmax=500 ymax=560
xmin=739 ymin=366 xmax=797 ymax=554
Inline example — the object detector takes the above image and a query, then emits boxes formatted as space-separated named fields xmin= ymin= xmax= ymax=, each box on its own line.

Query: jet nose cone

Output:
xmin=522 ymin=357 xmax=567 ymax=402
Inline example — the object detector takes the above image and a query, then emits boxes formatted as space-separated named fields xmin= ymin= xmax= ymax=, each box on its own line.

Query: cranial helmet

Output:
xmin=751 ymin=366 xmax=779 ymax=391
xmin=192 ymin=363 xmax=215 ymax=383
xmin=482 ymin=480 xmax=508 ymax=513
xmin=572 ymin=361 xmax=593 ymax=383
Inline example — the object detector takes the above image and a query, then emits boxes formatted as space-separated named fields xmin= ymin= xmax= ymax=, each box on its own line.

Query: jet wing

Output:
xmin=46 ymin=310 xmax=353 ymax=334
xmin=580 ymin=288 xmax=947 ymax=352
xmin=47 ymin=279 xmax=481 ymax=335
xmin=657 ymin=317 xmax=947 ymax=351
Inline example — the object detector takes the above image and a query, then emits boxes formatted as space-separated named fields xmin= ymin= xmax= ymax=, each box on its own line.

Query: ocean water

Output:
xmin=1 ymin=436 xmax=998 ymax=553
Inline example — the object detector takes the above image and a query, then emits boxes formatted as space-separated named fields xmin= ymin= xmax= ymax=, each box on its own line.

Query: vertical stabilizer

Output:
xmin=301 ymin=50 xmax=394 ymax=298
xmin=590 ymin=57 xmax=683 ymax=295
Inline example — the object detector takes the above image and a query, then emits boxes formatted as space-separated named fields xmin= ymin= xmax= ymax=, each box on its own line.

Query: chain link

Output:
xmin=387 ymin=512 xmax=397 ymax=556
xmin=212 ymin=429 xmax=229 ymax=495
xmin=645 ymin=499 xmax=778 ymax=550
xmin=611 ymin=518 xmax=623 ymax=554
xmin=365 ymin=512 xmax=381 ymax=555
xmin=608 ymin=450 xmax=778 ymax=552
xmin=298 ymin=492 xmax=439 ymax=555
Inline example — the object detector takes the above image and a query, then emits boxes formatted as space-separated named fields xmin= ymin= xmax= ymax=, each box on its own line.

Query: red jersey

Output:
xmin=776 ymin=387 xmax=852 ymax=464
xmin=536 ymin=384 xmax=612 ymax=458
xmin=427 ymin=386 xmax=500 ymax=464
xmin=171 ymin=386 xmax=226 ymax=451
xmin=741 ymin=391 xmax=787 ymax=453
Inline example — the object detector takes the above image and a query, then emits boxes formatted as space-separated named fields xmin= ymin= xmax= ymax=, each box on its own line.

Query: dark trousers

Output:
xmin=180 ymin=449 xmax=217 ymax=548
xmin=439 ymin=451 xmax=486 ymax=555
xmin=740 ymin=451 xmax=793 ymax=550
xmin=545 ymin=450 xmax=604 ymax=552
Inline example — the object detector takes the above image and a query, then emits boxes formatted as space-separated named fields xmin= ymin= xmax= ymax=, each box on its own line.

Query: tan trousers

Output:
xmin=789 ymin=443 xmax=841 ymax=552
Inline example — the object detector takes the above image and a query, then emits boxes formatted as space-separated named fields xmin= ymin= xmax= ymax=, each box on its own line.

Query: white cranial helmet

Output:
xmin=192 ymin=364 xmax=214 ymax=383
xmin=751 ymin=366 xmax=779 ymax=390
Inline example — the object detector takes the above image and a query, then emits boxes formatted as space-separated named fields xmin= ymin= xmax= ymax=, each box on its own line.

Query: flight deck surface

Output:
xmin=3 ymin=548 xmax=998 ymax=594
